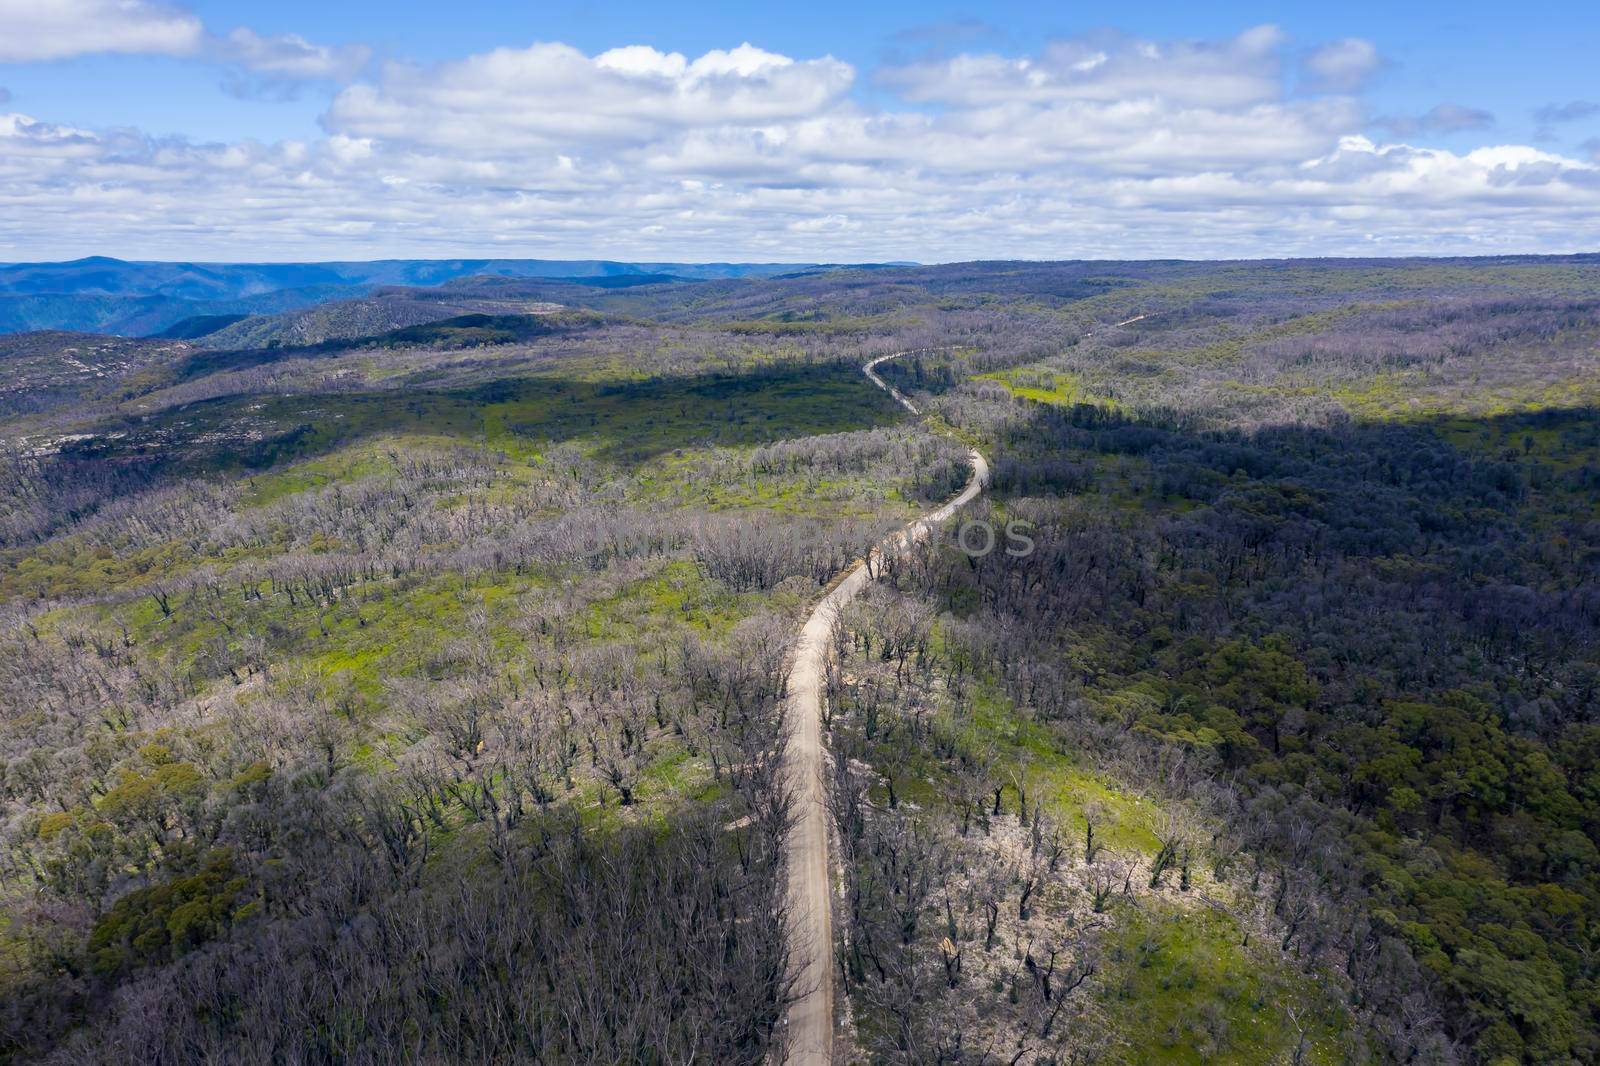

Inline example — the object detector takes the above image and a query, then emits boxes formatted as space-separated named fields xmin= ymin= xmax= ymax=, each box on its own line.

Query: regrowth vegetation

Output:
xmin=0 ymin=257 xmax=1596 ymax=1064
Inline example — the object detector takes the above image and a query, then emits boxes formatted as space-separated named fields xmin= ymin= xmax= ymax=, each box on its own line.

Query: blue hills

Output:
xmin=0 ymin=256 xmax=845 ymax=335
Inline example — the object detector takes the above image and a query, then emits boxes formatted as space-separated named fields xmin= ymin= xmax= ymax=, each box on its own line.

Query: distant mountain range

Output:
xmin=0 ymin=256 xmax=866 ymax=336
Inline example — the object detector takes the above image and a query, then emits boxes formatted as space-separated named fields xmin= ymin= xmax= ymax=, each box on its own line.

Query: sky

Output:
xmin=2 ymin=0 xmax=1599 ymax=263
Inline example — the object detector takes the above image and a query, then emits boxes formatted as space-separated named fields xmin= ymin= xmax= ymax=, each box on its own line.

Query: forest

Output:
xmin=0 ymin=256 xmax=1596 ymax=1064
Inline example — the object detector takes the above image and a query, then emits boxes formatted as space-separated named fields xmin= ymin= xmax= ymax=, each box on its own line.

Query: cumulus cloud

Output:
xmin=855 ymin=27 xmax=1358 ymax=179
xmin=324 ymin=29 xmax=1353 ymax=181
xmin=327 ymin=42 xmax=853 ymax=152
xmin=637 ymin=97 xmax=1363 ymax=183
xmin=1376 ymin=103 xmax=1494 ymax=136
xmin=2 ymin=27 xmax=1598 ymax=261
xmin=0 ymin=0 xmax=203 ymax=62
xmin=1303 ymin=37 xmax=1381 ymax=92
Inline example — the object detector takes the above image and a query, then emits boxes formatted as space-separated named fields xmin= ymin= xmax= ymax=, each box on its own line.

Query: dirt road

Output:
xmin=779 ymin=348 xmax=989 ymax=1065
xmin=778 ymin=315 xmax=1147 ymax=1062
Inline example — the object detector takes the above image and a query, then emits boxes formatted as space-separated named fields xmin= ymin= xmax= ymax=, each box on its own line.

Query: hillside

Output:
xmin=0 ymin=330 xmax=195 ymax=423
xmin=195 ymin=292 xmax=565 ymax=349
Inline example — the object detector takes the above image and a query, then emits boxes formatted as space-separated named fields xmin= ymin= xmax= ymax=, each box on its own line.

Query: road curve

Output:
xmin=778 ymin=315 xmax=1146 ymax=1062
xmin=780 ymin=348 xmax=990 ymax=1065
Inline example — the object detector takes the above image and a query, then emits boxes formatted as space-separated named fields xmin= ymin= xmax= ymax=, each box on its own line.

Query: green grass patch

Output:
xmin=1098 ymin=902 xmax=1350 ymax=1065
xmin=962 ymin=685 xmax=1162 ymax=855
xmin=980 ymin=366 xmax=1122 ymax=411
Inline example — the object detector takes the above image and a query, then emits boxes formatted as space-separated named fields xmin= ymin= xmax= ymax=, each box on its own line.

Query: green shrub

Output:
xmin=87 ymin=850 xmax=249 ymax=976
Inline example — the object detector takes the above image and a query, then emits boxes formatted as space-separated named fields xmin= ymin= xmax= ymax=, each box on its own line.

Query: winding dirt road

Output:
xmin=779 ymin=316 xmax=1145 ymax=1062
xmin=780 ymin=348 xmax=989 ymax=1065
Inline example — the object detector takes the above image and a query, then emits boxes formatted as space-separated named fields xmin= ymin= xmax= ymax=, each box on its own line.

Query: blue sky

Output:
xmin=2 ymin=0 xmax=1598 ymax=261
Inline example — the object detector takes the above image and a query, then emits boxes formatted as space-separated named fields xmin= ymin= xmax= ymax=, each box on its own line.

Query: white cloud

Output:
xmin=0 ymin=0 xmax=366 ymax=82
xmin=593 ymin=45 xmax=688 ymax=79
xmin=1303 ymin=38 xmax=1381 ymax=92
xmin=0 ymin=111 xmax=100 ymax=154
xmin=879 ymin=26 xmax=1287 ymax=109
xmin=0 ymin=0 xmax=203 ymax=62
xmin=326 ymin=42 xmax=852 ymax=152
xmin=324 ymin=30 xmax=1352 ymax=181
xmin=2 ymin=28 xmax=1598 ymax=261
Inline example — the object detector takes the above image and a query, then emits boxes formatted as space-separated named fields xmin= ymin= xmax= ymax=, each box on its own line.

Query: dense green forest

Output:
xmin=862 ymin=271 xmax=1600 ymax=1063
xmin=0 ymin=258 xmax=1596 ymax=1063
